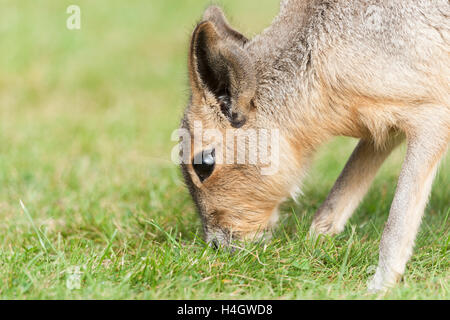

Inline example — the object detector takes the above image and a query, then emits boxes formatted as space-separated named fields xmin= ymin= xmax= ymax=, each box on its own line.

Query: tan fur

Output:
xmin=180 ymin=0 xmax=450 ymax=290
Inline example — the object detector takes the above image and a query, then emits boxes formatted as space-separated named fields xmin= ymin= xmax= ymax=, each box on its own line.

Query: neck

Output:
xmin=244 ymin=2 xmax=365 ymax=200
xmin=246 ymin=1 xmax=363 ymax=161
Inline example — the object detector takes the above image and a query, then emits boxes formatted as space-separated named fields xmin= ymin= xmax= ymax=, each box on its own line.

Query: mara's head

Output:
xmin=178 ymin=7 xmax=300 ymax=248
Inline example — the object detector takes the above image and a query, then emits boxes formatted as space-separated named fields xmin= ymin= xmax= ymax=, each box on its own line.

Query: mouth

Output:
xmin=207 ymin=236 xmax=239 ymax=254
xmin=205 ymin=227 xmax=231 ymax=249
xmin=205 ymin=226 xmax=273 ymax=252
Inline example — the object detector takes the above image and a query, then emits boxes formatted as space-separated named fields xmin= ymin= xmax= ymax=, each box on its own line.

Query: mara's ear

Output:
xmin=202 ymin=6 xmax=249 ymax=47
xmin=188 ymin=21 xmax=256 ymax=128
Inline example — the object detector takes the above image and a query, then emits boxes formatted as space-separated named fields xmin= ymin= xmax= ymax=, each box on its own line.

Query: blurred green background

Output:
xmin=0 ymin=0 xmax=447 ymax=299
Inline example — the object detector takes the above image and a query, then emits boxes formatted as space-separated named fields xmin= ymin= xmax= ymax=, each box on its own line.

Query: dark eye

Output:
xmin=192 ymin=149 xmax=215 ymax=182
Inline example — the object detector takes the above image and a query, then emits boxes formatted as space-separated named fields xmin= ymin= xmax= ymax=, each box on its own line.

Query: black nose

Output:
xmin=230 ymin=112 xmax=246 ymax=128
xmin=193 ymin=149 xmax=215 ymax=182
xmin=211 ymin=238 xmax=219 ymax=250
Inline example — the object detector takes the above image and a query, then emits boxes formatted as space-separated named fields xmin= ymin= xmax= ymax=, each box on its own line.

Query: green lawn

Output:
xmin=0 ymin=0 xmax=448 ymax=299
